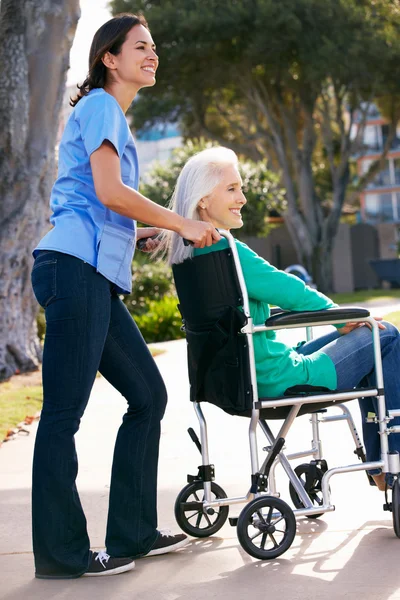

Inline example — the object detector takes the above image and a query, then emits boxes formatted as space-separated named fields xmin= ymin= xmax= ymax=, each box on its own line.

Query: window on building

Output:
xmin=394 ymin=159 xmax=400 ymax=185
xmin=364 ymin=192 xmax=396 ymax=223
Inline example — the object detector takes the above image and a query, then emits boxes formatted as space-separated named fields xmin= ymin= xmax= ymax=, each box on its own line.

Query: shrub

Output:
xmin=132 ymin=295 xmax=184 ymax=343
xmin=123 ymin=259 xmax=176 ymax=315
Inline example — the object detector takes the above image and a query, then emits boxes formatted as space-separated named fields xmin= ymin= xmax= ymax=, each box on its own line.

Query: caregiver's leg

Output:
xmin=32 ymin=255 xmax=112 ymax=579
xmin=99 ymin=295 xmax=168 ymax=558
xmin=318 ymin=322 xmax=400 ymax=465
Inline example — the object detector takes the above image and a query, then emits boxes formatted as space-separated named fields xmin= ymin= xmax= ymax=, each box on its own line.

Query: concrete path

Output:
xmin=1 ymin=309 xmax=400 ymax=599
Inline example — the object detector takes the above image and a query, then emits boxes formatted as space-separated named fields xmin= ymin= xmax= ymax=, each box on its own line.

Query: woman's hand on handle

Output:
xmin=178 ymin=219 xmax=221 ymax=248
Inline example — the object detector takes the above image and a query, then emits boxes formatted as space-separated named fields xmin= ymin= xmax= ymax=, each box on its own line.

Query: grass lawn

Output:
xmin=0 ymin=345 xmax=166 ymax=444
xmin=329 ymin=289 xmax=400 ymax=305
xmin=0 ymin=384 xmax=43 ymax=443
xmin=384 ymin=311 xmax=400 ymax=329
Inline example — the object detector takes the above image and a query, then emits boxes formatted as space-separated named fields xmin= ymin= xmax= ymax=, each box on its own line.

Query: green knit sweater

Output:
xmin=194 ymin=238 xmax=338 ymax=398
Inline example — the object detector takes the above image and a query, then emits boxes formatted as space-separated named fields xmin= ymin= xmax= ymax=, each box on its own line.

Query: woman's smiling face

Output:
xmin=198 ymin=164 xmax=247 ymax=230
xmin=104 ymin=24 xmax=159 ymax=91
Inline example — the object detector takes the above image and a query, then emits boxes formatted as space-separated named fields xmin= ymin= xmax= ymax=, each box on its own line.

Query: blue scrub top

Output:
xmin=34 ymin=88 xmax=139 ymax=294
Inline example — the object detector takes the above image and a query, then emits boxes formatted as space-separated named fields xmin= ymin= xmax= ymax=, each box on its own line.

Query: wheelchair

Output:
xmin=171 ymin=229 xmax=400 ymax=560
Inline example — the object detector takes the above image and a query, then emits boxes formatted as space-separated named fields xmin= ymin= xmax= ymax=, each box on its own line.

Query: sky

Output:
xmin=67 ymin=0 xmax=112 ymax=86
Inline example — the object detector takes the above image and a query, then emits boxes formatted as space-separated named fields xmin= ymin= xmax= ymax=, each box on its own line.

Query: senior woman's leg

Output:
xmin=299 ymin=322 xmax=400 ymax=477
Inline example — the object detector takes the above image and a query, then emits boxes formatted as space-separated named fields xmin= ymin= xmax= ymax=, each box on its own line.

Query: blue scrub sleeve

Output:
xmin=77 ymin=94 xmax=130 ymax=158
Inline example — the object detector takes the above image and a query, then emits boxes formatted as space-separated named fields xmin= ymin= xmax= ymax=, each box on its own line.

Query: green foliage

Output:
xmin=123 ymin=258 xmax=176 ymax=314
xmin=140 ymin=139 xmax=285 ymax=237
xmin=132 ymin=295 xmax=184 ymax=343
xmin=36 ymin=309 xmax=45 ymax=342
xmin=123 ymin=258 xmax=183 ymax=343
xmin=111 ymin=0 xmax=400 ymax=136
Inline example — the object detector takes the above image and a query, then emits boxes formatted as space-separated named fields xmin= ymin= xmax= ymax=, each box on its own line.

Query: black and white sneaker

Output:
xmin=144 ymin=529 xmax=189 ymax=557
xmin=83 ymin=551 xmax=135 ymax=576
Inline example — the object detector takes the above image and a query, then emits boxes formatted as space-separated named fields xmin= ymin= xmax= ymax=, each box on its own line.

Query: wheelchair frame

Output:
xmin=176 ymin=229 xmax=400 ymax=558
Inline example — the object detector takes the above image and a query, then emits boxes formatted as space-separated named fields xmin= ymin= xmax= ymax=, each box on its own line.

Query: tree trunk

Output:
xmin=0 ymin=0 xmax=80 ymax=381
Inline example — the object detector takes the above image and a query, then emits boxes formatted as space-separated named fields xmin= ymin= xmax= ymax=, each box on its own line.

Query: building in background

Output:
xmin=356 ymin=105 xmax=400 ymax=225
xmin=135 ymin=122 xmax=182 ymax=179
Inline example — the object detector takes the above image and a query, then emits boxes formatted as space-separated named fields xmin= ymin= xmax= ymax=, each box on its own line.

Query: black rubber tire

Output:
xmin=289 ymin=463 xmax=325 ymax=519
xmin=174 ymin=481 xmax=229 ymax=538
xmin=237 ymin=496 xmax=296 ymax=560
xmin=392 ymin=478 xmax=400 ymax=538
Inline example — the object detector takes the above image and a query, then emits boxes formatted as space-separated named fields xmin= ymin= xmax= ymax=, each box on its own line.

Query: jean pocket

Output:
xmin=31 ymin=257 xmax=57 ymax=308
xmin=97 ymin=221 xmax=135 ymax=285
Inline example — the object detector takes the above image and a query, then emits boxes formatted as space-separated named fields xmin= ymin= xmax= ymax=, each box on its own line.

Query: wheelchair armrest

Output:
xmin=265 ymin=307 xmax=370 ymax=327
xmin=269 ymin=307 xmax=287 ymax=316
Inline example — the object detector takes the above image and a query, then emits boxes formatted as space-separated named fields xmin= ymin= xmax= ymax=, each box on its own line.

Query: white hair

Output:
xmin=161 ymin=146 xmax=238 ymax=265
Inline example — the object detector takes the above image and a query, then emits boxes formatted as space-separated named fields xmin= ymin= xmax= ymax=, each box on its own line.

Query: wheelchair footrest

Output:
xmin=229 ymin=517 xmax=238 ymax=526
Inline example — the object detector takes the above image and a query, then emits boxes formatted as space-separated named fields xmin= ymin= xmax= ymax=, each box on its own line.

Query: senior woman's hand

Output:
xmin=339 ymin=316 xmax=386 ymax=335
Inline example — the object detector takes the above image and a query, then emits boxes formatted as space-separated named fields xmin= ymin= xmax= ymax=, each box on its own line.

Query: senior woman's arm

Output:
xmin=235 ymin=240 xmax=336 ymax=312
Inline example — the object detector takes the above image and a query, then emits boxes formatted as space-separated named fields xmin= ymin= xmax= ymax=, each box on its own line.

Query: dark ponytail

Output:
xmin=70 ymin=13 xmax=149 ymax=107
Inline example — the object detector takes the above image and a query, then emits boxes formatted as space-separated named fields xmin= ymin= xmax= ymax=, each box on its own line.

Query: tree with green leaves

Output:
xmin=140 ymin=139 xmax=285 ymax=238
xmin=111 ymin=0 xmax=400 ymax=291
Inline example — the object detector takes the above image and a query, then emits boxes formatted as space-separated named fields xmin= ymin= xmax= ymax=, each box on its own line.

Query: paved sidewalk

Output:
xmin=1 ymin=317 xmax=400 ymax=599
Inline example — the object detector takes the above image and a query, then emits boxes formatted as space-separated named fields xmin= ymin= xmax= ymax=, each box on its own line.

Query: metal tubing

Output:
xmin=321 ymin=461 xmax=384 ymax=500
xmin=257 ymin=388 xmax=378 ymax=409
xmin=203 ymin=493 xmax=253 ymax=508
xmin=311 ymin=413 xmax=323 ymax=460
xmin=193 ymin=402 xmax=212 ymax=502
xmin=219 ymin=230 xmax=261 ymax=475
xmin=285 ymin=448 xmax=317 ymax=460
xmin=388 ymin=409 xmax=400 ymax=419
xmin=258 ymin=419 xmax=313 ymax=508
xmin=388 ymin=452 xmax=400 ymax=474
xmin=368 ymin=317 xmax=389 ymax=472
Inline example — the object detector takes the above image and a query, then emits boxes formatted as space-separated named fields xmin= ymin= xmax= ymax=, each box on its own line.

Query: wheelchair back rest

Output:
xmin=172 ymin=249 xmax=254 ymax=413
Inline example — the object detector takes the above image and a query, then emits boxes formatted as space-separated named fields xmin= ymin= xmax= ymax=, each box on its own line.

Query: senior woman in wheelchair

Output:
xmin=160 ymin=146 xmax=400 ymax=492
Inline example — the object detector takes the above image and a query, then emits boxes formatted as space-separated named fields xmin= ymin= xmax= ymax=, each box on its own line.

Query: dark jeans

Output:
xmin=31 ymin=251 xmax=167 ymax=579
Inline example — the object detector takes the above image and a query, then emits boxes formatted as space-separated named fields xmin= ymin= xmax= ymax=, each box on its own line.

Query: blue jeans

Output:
xmin=31 ymin=251 xmax=167 ymax=578
xmin=296 ymin=323 xmax=400 ymax=472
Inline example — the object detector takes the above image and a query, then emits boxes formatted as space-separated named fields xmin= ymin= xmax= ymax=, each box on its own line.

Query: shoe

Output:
xmin=371 ymin=473 xmax=392 ymax=491
xmin=83 ymin=551 xmax=135 ymax=576
xmin=144 ymin=529 xmax=189 ymax=557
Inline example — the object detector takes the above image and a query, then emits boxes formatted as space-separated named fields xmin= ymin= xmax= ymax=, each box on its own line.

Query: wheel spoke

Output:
xmin=186 ymin=511 xmax=201 ymax=521
xmin=257 ymin=510 xmax=267 ymax=525
xmin=250 ymin=529 xmax=263 ymax=541
xmin=269 ymin=533 xmax=279 ymax=547
xmin=260 ymin=532 xmax=268 ymax=549
xmin=203 ymin=512 xmax=213 ymax=527
xmin=266 ymin=505 xmax=273 ymax=524
xmin=271 ymin=515 xmax=284 ymax=527
xmin=195 ymin=512 xmax=203 ymax=528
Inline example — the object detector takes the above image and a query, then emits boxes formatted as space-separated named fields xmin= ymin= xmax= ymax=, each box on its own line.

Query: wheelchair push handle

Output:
xmin=136 ymin=234 xmax=158 ymax=251
xmin=183 ymin=227 xmax=221 ymax=247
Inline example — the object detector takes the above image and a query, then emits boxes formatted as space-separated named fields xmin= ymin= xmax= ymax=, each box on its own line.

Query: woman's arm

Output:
xmin=90 ymin=141 xmax=219 ymax=247
xmin=236 ymin=241 xmax=335 ymax=311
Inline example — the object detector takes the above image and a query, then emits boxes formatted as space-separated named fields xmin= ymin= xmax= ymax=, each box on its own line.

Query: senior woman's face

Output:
xmin=198 ymin=164 xmax=247 ymax=230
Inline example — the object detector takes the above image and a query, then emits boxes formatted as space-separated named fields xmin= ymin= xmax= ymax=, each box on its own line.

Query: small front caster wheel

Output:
xmin=289 ymin=463 xmax=325 ymax=519
xmin=237 ymin=496 xmax=296 ymax=560
xmin=392 ymin=478 xmax=400 ymax=538
xmin=174 ymin=481 xmax=229 ymax=538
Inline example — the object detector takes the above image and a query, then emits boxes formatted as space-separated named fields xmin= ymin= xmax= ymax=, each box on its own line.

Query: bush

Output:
xmin=122 ymin=259 xmax=176 ymax=314
xmin=132 ymin=295 xmax=184 ymax=343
